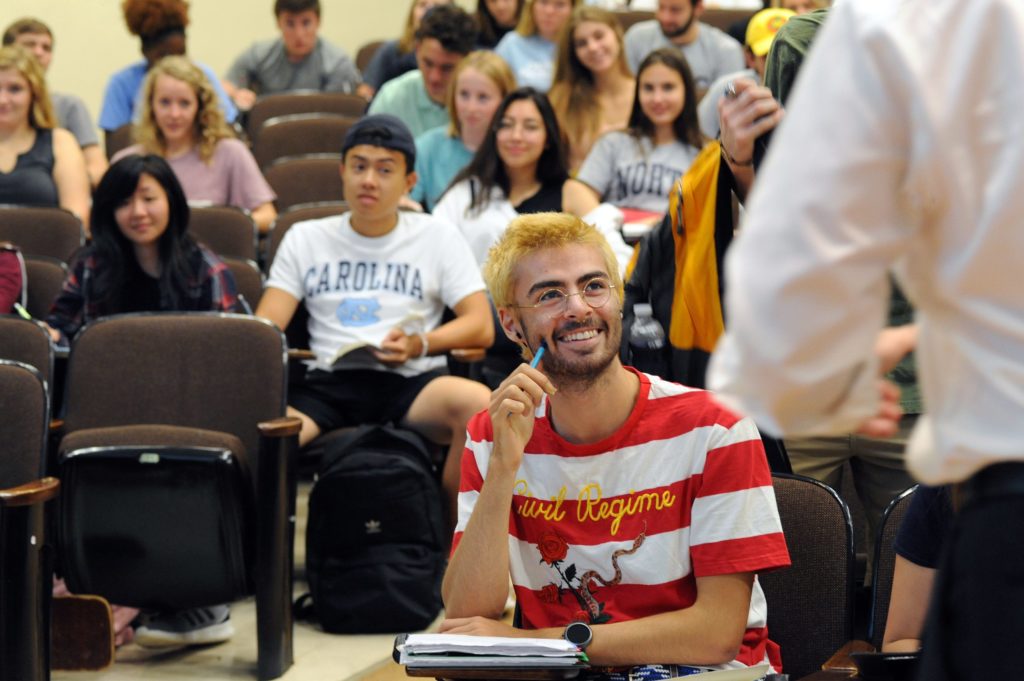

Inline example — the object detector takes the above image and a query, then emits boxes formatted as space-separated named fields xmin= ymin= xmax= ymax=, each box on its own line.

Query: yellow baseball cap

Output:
xmin=746 ymin=8 xmax=795 ymax=57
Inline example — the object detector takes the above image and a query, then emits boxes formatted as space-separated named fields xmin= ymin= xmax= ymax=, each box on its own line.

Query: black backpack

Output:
xmin=300 ymin=424 xmax=447 ymax=633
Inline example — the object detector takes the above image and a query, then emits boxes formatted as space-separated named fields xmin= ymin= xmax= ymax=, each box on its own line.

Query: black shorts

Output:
xmin=288 ymin=368 xmax=445 ymax=433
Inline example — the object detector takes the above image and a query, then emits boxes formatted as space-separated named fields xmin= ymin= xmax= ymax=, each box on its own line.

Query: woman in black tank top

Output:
xmin=0 ymin=46 xmax=90 ymax=229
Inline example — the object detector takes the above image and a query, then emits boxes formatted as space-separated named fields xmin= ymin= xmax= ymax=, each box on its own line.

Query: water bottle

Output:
xmin=628 ymin=303 xmax=668 ymax=377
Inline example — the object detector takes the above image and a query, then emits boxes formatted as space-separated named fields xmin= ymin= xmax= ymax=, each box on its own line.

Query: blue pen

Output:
xmin=507 ymin=342 xmax=547 ymax=418
xmin=530 ymin=341 xmax=546 ymax=369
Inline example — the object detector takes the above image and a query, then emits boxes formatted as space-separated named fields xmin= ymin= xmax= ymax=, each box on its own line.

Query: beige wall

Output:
xmin=4 ymin=0 xmax=474 ymax=130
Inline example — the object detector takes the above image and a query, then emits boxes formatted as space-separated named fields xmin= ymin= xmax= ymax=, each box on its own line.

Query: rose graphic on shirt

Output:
xmin=538 ymin=584 xmax=560 ymax=604
xmin=336 ymin=298 xmax=380 ymax=327
xmin=534 ymin=524 xmax=647 ymax=625
xmin=537 ymin=531 xmax=569 ymax=565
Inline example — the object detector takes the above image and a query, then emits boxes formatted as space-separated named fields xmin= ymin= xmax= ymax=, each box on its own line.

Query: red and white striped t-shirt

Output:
xmin=454 ymin=369 xmax=791 ymax=671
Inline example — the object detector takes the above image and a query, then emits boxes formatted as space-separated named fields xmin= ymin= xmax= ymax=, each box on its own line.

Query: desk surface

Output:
xmin=405 ymin=667 xmax=581 ymax=680
xmin=798 ymin=671 xmax=857 ymax=680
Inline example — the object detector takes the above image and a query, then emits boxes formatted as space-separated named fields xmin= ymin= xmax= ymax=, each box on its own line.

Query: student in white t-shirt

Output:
xmin=257 ymin=114 xmax=493 ymax=525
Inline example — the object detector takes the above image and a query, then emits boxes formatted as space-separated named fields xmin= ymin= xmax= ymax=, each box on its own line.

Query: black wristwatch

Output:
xmin=563 ymin=621 xmax=593 ymax=650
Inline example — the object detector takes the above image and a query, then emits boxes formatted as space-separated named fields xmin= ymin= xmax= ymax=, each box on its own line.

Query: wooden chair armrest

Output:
xmin=0 ymin=476 xmax=60 ymax=507
xmin=822 ymin=639 xmax=876 ymax=671
xmin=450 ymin=347 xmax=486 ymax=363
xmin=255 ymin=415 xmax=300 ymax=678
xmin=289 ymin=347 xmax=487 ymax=364
xmin=50 ymin=418 xmax=64 ymax=432
xmin=258 ymin=416 xmax=303 ymax=438
xmin=287 ymin=348 xmax=316 ymax=361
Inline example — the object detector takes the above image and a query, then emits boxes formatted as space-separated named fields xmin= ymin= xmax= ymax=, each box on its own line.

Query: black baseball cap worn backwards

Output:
xmin=341 ymin=114 xmax=416 ymax=169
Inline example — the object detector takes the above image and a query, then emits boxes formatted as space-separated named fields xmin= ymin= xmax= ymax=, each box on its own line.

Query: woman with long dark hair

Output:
xmin=433 ymin=87 xmax=568 ymax=267
xmin=45 ymin=154 xmax=238 ymax=343
xmin=435 ymin=86 xmax=632 ymax=269
xmin=564 ymin=47 xmax=706 ymax=221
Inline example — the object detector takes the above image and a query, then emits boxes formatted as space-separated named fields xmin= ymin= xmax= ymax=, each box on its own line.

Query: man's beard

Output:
xmin=661 ymin=13 xmax=696 ymax=39
xmin=523 ymin=316 xmax=621 ymax=392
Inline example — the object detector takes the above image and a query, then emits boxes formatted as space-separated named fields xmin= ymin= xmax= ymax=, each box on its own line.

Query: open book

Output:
xmin=330 ymin=312 xmax=424 ymax=368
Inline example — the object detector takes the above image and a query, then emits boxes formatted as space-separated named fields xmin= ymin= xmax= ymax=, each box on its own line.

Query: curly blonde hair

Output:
xmin=135 ymin=56 xmax=232 ymax=163
xmin=0 ymin=45 xmax=55 ymax=129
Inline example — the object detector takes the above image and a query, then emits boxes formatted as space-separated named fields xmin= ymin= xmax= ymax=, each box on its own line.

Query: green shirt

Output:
xmin=764 ymin=8 xmax=830 ymax=108
xmin=888 ymin=282 xmax=922 ymax=414
xmin=367 ymin=70 xmax=448 ymax=139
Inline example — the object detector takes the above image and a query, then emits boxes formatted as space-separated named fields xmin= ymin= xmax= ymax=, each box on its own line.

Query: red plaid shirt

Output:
xmin=47 ymin=243 xmax=238 ymax=342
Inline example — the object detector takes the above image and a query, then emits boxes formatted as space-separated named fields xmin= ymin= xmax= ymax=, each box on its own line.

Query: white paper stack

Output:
xmin=398 ymin=633 xmax=586 ymax=668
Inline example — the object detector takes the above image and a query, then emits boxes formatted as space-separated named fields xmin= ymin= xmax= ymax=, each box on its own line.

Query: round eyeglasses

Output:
xmin=513 ymin=277 xmax=616 ymax=314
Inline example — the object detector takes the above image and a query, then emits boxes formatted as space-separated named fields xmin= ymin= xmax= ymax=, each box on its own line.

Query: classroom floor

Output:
xmin=52 ymin=483 xmax=429 ymax=681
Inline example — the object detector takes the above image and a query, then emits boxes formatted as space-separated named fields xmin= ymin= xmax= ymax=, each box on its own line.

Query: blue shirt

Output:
xmin=494 ymin=33 xmax=556 ymax=93
xmin=412 ymin=127 xmax=473 ymax=212
xmin=99 ymin=60 xmax=238 ymax=131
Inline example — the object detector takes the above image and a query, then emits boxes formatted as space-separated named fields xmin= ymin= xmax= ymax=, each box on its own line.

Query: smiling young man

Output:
xmin=256 ymin=114 xmax=492 ymax=522
xmin=441 ymin=213 xmax=790 ymax=679
xmin=223 ymin=0 xmax=361 ymax=111
xmin=368 ymin=4 xmax=477 ymax=138
xmin=623 ymin=0 xmax=743 ymax=93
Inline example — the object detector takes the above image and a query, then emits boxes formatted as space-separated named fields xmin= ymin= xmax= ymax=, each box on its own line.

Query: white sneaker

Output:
xmin=134 ymin=605 xmax=234 ymax=648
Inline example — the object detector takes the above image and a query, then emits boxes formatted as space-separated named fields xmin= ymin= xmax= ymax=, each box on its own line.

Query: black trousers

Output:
xmin=916 ymin=462 xmax=1024 ymax=680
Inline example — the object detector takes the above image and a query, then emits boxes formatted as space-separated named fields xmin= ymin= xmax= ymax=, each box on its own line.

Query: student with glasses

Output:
xmin=514 ymin=275 xmax=615 ymax=314
xmin=433 ymin=87 xmax=630 ymax=385
xmin=441 ymin=212 xmax=791 ymax=679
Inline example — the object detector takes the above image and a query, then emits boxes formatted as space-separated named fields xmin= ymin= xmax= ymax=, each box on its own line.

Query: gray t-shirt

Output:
xmin=226 ymin=37 xmax=361 ymax=95
xmin=624 ymin=21 xmax=745 ymax=94
xmin=698 ymin=68 xmax=758 ymax=139
xmin=576 ymin=131 xmax=700 ymax=213
xmin=52 ymin=92 xmax=99 ymax=148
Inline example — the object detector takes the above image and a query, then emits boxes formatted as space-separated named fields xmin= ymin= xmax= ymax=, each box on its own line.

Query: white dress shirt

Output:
xmin=707 ymin=0 xmax=1024 ymax=485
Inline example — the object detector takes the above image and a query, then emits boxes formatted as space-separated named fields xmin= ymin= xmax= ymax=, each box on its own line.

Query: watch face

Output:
xmin=565 ymin=621 xmax=592 ymax=646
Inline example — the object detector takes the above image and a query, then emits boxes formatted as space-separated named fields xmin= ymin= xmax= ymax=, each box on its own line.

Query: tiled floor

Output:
xmin=52 ymin=483 xmax=431 ymax=681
